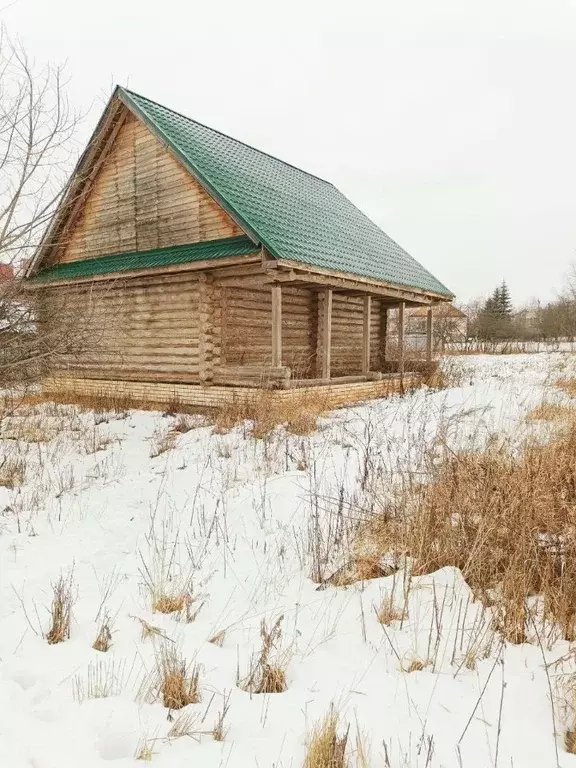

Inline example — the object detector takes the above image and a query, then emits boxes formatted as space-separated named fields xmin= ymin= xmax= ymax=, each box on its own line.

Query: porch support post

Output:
xmin=320 ymin=287 xmax=333 ymax=379
xmin=271 ymin=284 xmax=282 ymax=367
xmin=380 ymin=304 xmax=388 ymax=369
xmin=398 ymin=301 xmax=406 ymax=376
xmin=362 ymin=295 xmax=371 ymax=374
xmin=426 ymin=304 xmax=434 ymax=362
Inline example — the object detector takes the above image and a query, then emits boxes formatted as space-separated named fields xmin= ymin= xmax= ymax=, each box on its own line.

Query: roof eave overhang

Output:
xmin=269 ymin=259 xmax=454 ymax=303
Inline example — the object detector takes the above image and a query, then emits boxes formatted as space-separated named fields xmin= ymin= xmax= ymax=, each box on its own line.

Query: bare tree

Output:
xmin=0 ymin=25 xmax=78 ymax=268
xmin=0 ymin=25 xmax=85 ymax=386
xmin=433 ymin=307 xmax=467 ymax=353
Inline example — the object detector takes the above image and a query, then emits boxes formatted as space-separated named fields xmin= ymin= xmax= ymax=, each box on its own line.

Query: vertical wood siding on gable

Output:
xmin=55 ymin=111 xmax=243 ymax=264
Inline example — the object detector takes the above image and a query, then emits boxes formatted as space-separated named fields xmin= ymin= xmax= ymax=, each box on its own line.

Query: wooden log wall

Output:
xmin=54 ymin=110 xmax=242 ymax=264
xmin=42 ymin=272 xmax=390 ymax=386
xmin=330 ymin=294 xmax=383 ymax=376
xmin=43 ymin=272 xmax=203 ymax=383
xmin=217 ymin=285 xmax=317 ymax=378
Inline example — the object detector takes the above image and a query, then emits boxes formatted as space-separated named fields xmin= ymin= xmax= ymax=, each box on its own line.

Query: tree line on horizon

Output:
xmin=462 ymin=267 xmax=576 ymax=342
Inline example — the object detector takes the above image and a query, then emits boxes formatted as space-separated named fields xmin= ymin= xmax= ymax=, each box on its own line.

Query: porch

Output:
xmin=211 ymin=276 xmax=437 ymax=389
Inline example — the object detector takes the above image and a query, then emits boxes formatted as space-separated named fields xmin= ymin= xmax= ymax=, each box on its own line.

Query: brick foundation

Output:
xmin=43 ymin=375 xmax=418 ymax=410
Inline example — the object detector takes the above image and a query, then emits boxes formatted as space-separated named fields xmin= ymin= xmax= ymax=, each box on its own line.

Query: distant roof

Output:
xmin=410 ymin=303 xmax=466 ymax=318
xmin=0 ymin=264 xmax=14 ymax=282
xmin=110 ymin=87 xmax=452 ymax=298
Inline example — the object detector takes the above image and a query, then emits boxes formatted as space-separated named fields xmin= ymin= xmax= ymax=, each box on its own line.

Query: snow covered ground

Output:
xmin=1 ymin=353 xmax=576 ymax=768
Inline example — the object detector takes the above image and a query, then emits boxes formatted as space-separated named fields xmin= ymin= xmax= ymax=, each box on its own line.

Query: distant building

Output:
xmin=0 ymin=264 xmax=14 ymax=282
xmin=406 ymin=304 xmax=467 ymax=351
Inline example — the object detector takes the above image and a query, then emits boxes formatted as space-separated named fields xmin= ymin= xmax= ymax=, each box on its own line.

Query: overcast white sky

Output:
xmin=4 ymin=0 xmax=576 ymax=304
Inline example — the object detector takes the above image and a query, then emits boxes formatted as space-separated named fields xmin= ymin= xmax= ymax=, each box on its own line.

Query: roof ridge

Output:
xmin=120 ymin=87 xmax=334 ymax=188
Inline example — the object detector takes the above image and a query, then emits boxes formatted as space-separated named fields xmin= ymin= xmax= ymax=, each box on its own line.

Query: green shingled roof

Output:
xmin=117 ymin=87 xmax=452 ymax=298
xmin=32 ymin=236 xmax=257 ymax=283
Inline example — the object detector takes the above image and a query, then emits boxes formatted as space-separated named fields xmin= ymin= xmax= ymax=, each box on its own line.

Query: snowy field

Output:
xmin=1 ymin=353 xmax=576 ymax=768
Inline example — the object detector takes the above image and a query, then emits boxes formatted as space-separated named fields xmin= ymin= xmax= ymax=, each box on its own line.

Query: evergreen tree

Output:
xmin=496 ymin=281 xmax=513 ymax=320
xmin=477 ymin=281 xmax=514 ymax=340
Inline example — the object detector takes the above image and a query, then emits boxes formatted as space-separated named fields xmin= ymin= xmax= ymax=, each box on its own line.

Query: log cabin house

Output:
xmin=25 ymin=87 xmax=453 ymax=408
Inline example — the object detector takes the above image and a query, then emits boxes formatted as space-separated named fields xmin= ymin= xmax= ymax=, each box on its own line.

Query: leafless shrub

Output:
xmin=240 ymin=616 xmax=288 ymax=694
xmin=304 ymin=707 xmax=349 ymax=768
xmin=45 ymin=571 xmax=75 ymax=644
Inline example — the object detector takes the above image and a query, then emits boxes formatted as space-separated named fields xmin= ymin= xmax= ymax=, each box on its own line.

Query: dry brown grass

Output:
xmin=81 ymin=426 xmax=115 ymax=454
xmin=24 ymin=390 xmax=137 ymax=415
xmin=167 ymin=711 xmax=198 ymax=739
xmin=149 ymin=427 xmax=178 ymax=458
xmin=45 ymin=572 xmax=75 ymax=644
xmin=131 ymin=615 xmax=173 ymax=643
xmin=0 ymin=455 xmax=25 ymax=487
xmin=402 ymin=655 xmax=431 ymax=673
xmin=241 ymin=616 xmax=288 ymax=694
xmin=148 ymin=589 xmax=203 ymax=622
xmin=139 ymin=645 xmax=201 ymax=710
xmin=526 ymin=402 xmax=576 ymax=421
xmin=362 ymin=422 xmax=576 ymax=643
xmin=376 ymin=591 xmax=407 ymax=625
xmin=208 ymin=629 xmax=226 ymax=647
xmin=555 ymin=673 xmax=576 ymax=754
xmin=92 ymin=615 xmax=113 ymax=652
xmin=134 ymin=737 xmax=155 ymax=761
xmin=172 ymin=413 xmax=204 ymax=433
xmin=214 ymin=390 xmax=328 ymax=438
xmin=1 ymin=417 xmax=58 ymax=443
xmin=556 ymin=377 xmax=576 ymax=398
xmin=212 ymin=691 xmax=231 ymax=741
xmin=73 ymin=659 xmax=126 ymax=701
xmin=304 ymin=708 xmax=349 ymax=768
xmin=153 ymin=592 xmax=191 ymax=615
xmin=325 ymin=556 xmax=387 ymax=587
